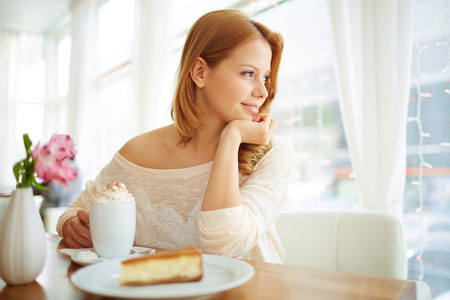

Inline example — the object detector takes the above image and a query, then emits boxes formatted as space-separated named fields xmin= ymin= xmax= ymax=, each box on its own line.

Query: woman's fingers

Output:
xmin=66 ymin=214 xmax=93 ymax=248
xmin=77 ymin=209 xmax=90 ymax=225
xmin=65 ymin=234 xmax=83 ymax=249
xmin=76 ymin=210 xmax=91 ymax=240
xmin=66 ymin=225 xmax=92 ymax=248
xmin=231 ymin=113 xmax=276 ymax=145
xmin=253 ymin=113 xmax=269 ymax=124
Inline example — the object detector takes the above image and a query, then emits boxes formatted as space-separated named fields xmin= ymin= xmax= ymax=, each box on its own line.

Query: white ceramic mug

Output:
xmin=89 ymin=202 xmax=136 ymax=259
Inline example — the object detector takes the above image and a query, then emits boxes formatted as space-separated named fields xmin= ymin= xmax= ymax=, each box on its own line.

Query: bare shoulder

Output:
xmin=119 ymin=124 xmax=181 ymax=168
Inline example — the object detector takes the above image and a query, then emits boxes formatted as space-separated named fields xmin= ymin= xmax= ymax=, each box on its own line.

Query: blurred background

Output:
xmin=0 ymin=0 xmax=449 ymax=298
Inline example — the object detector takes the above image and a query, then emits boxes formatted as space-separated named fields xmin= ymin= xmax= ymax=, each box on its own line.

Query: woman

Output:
xmin=57 ymin=9 xmax=294 ymax=264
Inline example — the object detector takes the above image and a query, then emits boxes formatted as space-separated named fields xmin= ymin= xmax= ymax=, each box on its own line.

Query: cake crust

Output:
xmin=122 ymin=245 xmax=202 ymax=265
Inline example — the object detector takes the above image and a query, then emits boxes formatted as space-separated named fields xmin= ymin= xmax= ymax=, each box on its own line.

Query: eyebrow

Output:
xmin=239 ymin=64 xmax=271 ymax=74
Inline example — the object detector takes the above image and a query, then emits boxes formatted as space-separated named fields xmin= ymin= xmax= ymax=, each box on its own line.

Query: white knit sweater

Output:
xmin=57 ymin=135 xmax=294 ymax=264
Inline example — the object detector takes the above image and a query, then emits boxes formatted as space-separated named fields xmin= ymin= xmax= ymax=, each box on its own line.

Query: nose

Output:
xmin=252 ymin=78 xmax=269 ymax=100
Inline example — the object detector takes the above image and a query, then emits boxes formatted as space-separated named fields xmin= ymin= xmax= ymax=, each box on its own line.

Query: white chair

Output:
xmin=275 ymin=210 xmax=431 ymax=300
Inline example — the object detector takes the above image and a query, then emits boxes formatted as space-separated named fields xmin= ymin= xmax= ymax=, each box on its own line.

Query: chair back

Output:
xmin=275 ymin=210 xmax=407 ymax=279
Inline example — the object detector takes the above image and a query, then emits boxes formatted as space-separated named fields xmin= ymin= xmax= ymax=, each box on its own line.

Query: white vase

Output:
xmin=0 ymin=187 xmax=47 ymax=285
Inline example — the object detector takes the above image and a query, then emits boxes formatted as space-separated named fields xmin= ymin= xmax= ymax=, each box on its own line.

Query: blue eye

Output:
xmin=241 ymin=71 xmax=270 ymax=84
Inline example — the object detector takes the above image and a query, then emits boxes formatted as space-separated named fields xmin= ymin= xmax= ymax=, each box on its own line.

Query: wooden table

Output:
xmin=0 ymin=234 xmax=417 ymax=300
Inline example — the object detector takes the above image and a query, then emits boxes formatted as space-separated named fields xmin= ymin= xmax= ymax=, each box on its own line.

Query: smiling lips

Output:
xmin=242 ymin=103 xmax=260 ymax=115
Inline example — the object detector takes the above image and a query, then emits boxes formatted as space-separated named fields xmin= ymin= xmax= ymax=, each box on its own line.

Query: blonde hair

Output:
xmin=171 ymin=9 xmax=284 ymax=175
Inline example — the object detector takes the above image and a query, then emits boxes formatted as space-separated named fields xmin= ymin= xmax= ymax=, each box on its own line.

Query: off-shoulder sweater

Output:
xmin=56 ymin=135 xmax=294 ymax=264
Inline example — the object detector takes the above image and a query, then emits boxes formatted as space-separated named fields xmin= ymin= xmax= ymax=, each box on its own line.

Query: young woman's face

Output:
xmin=199 ymin=37 xmax=272 ymax=124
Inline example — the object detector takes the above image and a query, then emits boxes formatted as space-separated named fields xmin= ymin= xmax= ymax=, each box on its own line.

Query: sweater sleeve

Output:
xmin=56 ymin=180 xmax=95 ymax=237
xmin=199 ymin=136 xmax=295 ymax=258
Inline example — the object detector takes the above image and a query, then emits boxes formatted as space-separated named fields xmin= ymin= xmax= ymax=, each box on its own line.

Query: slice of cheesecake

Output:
xmin=119 ymin=245 xmax=203 ymax=286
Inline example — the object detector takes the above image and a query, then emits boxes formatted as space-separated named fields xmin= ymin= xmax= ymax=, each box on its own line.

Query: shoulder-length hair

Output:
xmin=171 ymin=9 xmax=284 ymax=175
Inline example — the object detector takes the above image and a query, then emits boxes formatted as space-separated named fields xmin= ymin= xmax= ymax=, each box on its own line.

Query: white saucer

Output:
xmin=59 ymin=247 xmax=155 ymax=266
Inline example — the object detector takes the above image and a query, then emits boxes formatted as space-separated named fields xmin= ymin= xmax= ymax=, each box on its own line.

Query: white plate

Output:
xmin=60 ymin=247 xmax=155 ymax=266
xmin=71 ymin=254 xmax=255 ymax=299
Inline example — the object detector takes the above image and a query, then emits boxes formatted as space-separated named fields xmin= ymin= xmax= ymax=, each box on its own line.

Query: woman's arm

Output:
xmin=201 ymin=114 xmax=277 ymax=211
xmin=199 ymin=133 xmax=294 ymax=258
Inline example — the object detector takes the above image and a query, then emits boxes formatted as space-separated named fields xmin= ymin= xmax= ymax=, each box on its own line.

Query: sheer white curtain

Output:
xmin=67 ymin=0 xmax=98 ymax=181
xmin=135 ymin=0 xmax=173 ymax=131
xmin=67 ymin=0 xmax=173 ymax=182
xmin=0 ymin=29 xmax=20 ymax=188
xmin=328 ymin=0 xmax=414 ymax=217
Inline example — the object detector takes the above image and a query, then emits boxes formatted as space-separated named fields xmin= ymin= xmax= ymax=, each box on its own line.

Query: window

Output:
xmin=46 ymin=16 xmax=72 ymax=137
xmin=16 ymin=43 xmax=46 ymax=142
xmin=404 ymin=1 xmax=450 ymax=296
xmin=91 ymin=0 xmax=137 ymax=174
xmin=0 ymin=14 xmax=73 ymax=188
xmin=42 ymin=0 xmax=138 ymax=181
xmin=96 ymin=74 xmax=135 ymax=162
xmin=252 ymin=0 xmax=349 ymax=210
xmin=98 ymin=0 xmax=135 ymax=74
xmin=404 ymin=0 xmax=450 ymax=220
xmin=57 ymin=35 xmax=71 ymax=98
xmin=429 ymin=223 xmax=450 ymax=232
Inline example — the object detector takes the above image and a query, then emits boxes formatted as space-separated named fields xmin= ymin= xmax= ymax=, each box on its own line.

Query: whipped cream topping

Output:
xmin=92 ymin=181 xmax=135 ymax=204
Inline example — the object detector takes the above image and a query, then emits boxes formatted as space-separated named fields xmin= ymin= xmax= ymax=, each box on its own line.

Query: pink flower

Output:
xmin=32 ymin=134 xmax=78 ymax=187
